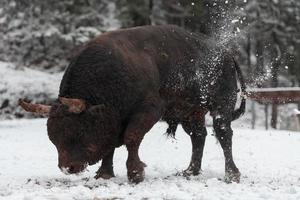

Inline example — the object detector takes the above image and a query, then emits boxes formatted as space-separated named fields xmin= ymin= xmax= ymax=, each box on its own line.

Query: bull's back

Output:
xmin=59 ymin=25 xmax=214 ymax=116
xmin=101 ymin=25 xmax=209 ymax=79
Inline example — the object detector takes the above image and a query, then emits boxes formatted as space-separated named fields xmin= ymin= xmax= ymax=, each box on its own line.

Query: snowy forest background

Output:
xmin=1 ymin=0 xmax=300 ymax=130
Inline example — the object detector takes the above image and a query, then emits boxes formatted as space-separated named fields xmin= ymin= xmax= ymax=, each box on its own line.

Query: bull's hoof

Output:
xmin=224 ymin=171 xmax=241 ymax=183
xmin=128 ymin=169 xmax=145 ymax=184
xmin=94 ymin=168 xmax=115 ymax=180
xmin=127 ymin=161 xmax=146 ymax=184
xmin=176 ymin=167 xmax=201 ymax=177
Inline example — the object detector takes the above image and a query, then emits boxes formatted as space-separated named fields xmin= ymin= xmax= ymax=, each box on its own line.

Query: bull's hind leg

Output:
xmin=94 ymin=149 xmax=115 ymax=179
xmin=213 ymin=116 xmax=240 ymax=183
xmin=124 ymin=97 xmax=163 ymax=183
xmin=181 ymin=112 xmax=207 ymax=176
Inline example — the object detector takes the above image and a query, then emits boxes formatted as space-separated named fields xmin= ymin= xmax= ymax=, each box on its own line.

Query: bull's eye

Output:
xmin=87 ymin=144 xmax=97 ymax=153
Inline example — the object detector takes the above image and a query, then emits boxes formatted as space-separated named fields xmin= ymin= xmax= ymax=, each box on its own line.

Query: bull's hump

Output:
xmin=94 ymin=25 xmax=190 ymax=46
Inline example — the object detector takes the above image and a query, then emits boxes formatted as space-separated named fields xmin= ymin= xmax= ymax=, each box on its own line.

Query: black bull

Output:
xmin=19 ymin=25 xmax=246 ymax=184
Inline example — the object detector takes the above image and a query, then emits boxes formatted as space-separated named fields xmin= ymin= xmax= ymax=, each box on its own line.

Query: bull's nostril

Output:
xmin=60 ymin=167 xmax=70 ymax=175
xmin=61 ymin=163 xmax=87 ymax=175
xmin=69 ymin=166 xmax=75 ymax=173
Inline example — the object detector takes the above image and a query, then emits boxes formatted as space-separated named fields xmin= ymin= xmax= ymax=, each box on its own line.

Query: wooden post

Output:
xmin=251 ymin=101 xmax=256 ymax=129
xmin=271 ymin=103 xmax=278 ymax=129
xmin=265 ymin=104 xmax=269 ymax=130
xmin=298 ymin=102 xmax=300 ymax=128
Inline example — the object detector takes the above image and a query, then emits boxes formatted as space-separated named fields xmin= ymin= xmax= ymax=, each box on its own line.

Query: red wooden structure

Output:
xmin=246 ymin=87 xmax=300 ymax=104
xmin=245 ymin=87 xmax=300 ymax=130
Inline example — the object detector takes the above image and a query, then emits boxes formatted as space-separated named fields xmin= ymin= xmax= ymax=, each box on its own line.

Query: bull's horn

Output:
xmin=18 ymin=99 xmax=51 ymax=114
xmin=59 ymin=97 xmax=86 ymax=114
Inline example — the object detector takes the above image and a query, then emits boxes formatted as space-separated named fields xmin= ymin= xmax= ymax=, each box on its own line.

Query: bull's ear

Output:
xmin=59 ymin=97 xmax=86 ymax=114
xmin=18 ymin=99 xmax=51 ymax=115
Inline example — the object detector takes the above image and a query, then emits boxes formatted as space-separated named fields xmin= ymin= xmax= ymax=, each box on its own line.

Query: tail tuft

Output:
xmin=165 ymin=120 xmax=179 ymax=138
xmin=232 ymin=97 xmax=246 ymax=121
xmin=232 ymin=59 xmax=247 ymax=121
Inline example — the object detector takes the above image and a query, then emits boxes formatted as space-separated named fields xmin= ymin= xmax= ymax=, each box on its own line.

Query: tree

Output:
xmin=116 ymin=0 xmax=153 ymax=27
xmin=0 ymin=0 xmax=119 ymax=72
xmin=240 ymin=0 xmax=300 ymax=128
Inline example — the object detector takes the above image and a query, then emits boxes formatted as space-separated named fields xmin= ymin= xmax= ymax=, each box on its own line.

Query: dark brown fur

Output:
xmin=44 ymin=25 xmax=245 ymax=183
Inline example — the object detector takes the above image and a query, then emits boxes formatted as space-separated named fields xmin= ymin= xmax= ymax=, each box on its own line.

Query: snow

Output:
xmin=104 ymin=2 xmax=121 ymax=31
xmin=0 ymin=119 xmax=300 ymax=200
xmin=293 ymin=109 xmax=300 ymax=115
xmin=0 ymin=61 xmax=62 ymax=119
xmin=0 ymin=62 xmax=61 ymax=98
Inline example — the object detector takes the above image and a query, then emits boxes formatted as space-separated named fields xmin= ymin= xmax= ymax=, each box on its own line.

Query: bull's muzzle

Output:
xmin=59 ymin=162 xmax=88 ymax=175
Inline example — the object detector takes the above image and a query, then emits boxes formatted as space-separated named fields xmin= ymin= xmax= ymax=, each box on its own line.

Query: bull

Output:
xmin=19 ymin=25 xmax=246 ymax=184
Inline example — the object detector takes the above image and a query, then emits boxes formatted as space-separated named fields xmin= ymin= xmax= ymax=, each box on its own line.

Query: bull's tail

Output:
xmin=231 ymin=59 xmax=246 ymax=121
xmin=165 ymin=119 xmax=179 ymax=138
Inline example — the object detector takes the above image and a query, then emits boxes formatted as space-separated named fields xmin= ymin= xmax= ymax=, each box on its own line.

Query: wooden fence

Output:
xmin=246 ymin=87 xmax=300 ymax=130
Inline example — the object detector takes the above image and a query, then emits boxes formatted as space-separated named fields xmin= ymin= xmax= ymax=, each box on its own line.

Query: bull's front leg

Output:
xmin=94 ymin=149 xmax=115 ymax=179
xmin=124 ymin=99 xmax=163 ymax=184
xmin=125 ymin=135 xmax=147 ymax=184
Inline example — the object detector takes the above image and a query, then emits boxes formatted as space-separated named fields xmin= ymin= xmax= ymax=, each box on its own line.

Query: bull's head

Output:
xmin=19 ymin=98 xmax=120 ymax=175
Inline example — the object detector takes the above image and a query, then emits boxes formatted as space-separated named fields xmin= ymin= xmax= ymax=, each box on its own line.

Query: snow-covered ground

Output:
xmin=0 ymin=61 xmax=62 ymax=119
xmin=0 ymin=119 xmax=299 ymax=200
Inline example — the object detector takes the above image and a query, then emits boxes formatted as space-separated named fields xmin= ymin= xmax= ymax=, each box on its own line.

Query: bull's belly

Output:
xmin=159 ymin=76 xmax=214 ymax=121
xmin=162 ymin=98 xmax=208 ymax=122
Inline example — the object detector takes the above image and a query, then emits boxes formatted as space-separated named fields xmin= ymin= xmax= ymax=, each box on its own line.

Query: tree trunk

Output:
xmin=149 ymin=0 xmax=153 ymax=25
xmin=255 ymin=40 xmax=264 ymax=88
xmin=246 ymin=34 xmax=252 ymax=83
xmin=298 ymin=79 xmax=300 ymax=126
xmin=271 ymin=60 xmax=280 ymax=129
xmin=296 ymin=44 xmax=300 ymax=125
xmin=247 ymin=35 xmax=256 ymax=129
xmin=270 ymin=33 xmax=281 ymax=129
